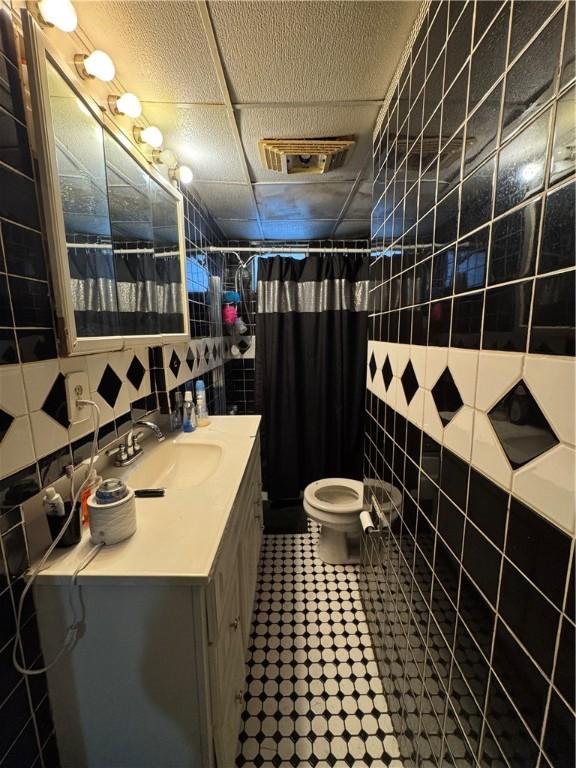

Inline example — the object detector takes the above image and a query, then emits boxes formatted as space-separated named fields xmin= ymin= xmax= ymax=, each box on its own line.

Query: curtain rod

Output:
xmin=207 ymin=246 xmax=372 ymax=254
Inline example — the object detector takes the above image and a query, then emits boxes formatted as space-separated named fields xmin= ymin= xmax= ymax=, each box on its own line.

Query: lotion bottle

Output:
xmin=183 ymin=390 xmax=196 ymax=432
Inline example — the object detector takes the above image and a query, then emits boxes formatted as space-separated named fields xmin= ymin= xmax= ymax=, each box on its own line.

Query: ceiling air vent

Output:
xmin=258 ymin=136 xmax=355 ymax=175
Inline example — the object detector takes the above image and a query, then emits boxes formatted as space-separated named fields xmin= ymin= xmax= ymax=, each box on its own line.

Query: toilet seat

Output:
xmin=304 ymin=478 xmax=364 ymax=514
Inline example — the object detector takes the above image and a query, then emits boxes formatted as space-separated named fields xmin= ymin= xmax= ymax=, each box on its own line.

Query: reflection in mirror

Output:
xmin=151 ymin=184 xmax=183 ymax=333
xmin=47 ymin=61 xmax=118 ymax=336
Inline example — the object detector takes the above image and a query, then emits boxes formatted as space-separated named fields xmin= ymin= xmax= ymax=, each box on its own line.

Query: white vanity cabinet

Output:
xmin=34 ymin=423 xmax=263 ymax=768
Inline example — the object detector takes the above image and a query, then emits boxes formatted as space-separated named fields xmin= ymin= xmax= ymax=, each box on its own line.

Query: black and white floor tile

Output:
xmin=236 ymin=523 xmax=404 ymax=768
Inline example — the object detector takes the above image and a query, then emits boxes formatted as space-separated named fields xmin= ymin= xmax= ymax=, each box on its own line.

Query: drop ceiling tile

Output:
xmin=209 ymin=0 xmax=420 ymax=102
xmin=217 ymin=220 xmax=262 ymax=239
xmin=77 ymin=2 xmax=222 ymax=102
xmin=237 ymin=104 xmax=379 ymax=182
xmin=142 ymin=104 xmax=246 ymax=183
xmin=193 ymin=183 xmax=258 ymax=220
xmin=255 ymin=183 xmax=351 ymax=221
xmin=261 ymin=220 xmax=337 ymax=240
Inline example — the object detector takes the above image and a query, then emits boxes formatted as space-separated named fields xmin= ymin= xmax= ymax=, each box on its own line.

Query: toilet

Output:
xmin=304 ymin=478 xmax=403 ymax=564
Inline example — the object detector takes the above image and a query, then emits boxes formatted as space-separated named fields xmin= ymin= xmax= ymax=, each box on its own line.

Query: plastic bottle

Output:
xmin=43 ymin=487 xmax=65 ymax=517
xmin=81 ymin=469 xmax=102 ymax=526
xmin=195 ymin=380 xmax=210 ymax=427
xmin=183 ymin=390 xmax=196 ymax=432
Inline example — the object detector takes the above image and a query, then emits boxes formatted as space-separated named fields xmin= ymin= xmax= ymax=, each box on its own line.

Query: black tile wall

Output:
xmin=364 ymin=2 xmax=575 ymax=767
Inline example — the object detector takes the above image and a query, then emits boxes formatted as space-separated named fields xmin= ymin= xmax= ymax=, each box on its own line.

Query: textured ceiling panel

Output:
xmin=209 ymin=0 xmax=420 ymax=103
xmin=217 ymin=220 xmax=262 ymax=239
xmin=192 ymin=183 xmax=259 ymax=220
xmin=262 ymin=220 xmax=337 ymax=240
xmin=142 ymin=103 xmax=246 ymax=183
xmin=344 ymin=181 xmax=374 ymax=219
xmin=238 ymin=104 xmax=378 ymax=182
xmin=334 ymin=220 xmax=371 ymax=238
xmin=77 ymin=2 xmax=222 ymax=102
xmin=255 ymin=182 xmax=351 ymax=220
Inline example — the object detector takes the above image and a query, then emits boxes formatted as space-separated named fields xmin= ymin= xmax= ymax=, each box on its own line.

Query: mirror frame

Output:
xmin=23 ymin=12 xmax=190 ymax=355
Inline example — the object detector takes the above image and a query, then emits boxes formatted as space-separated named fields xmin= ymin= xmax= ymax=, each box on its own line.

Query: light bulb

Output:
xmin=152 ymin=148 xmax=176 ymax=166
xmin=134 ymin=125 xmax=163 ymax=149
xmin=109 ymin=92 xmax=142 ymax=119
xmin=176 ymin=165 xmax=193 ymax=184
xmin=38 ymin=0 xmax=77 ymax=32
xmin=75 ymin=50 xmax=115 ymax=82
xmin=169 ymin=165 xmax=193 ymax=185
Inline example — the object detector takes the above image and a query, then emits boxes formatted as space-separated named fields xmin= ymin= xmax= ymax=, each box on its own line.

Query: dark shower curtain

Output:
xmin=256 ymin=254 xmax=369 ymax=501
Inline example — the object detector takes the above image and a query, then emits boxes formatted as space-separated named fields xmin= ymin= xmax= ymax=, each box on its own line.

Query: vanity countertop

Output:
xmin=35 ymin=415 xmax=261 ymax=586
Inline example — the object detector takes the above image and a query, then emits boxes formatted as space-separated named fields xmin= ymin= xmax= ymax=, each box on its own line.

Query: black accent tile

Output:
xmin=464 ymin=81 xmax=503 ymax=176
xmin=16 ymin=328 xmax=57 ymax=362
xmin=502 ymin=11 xmax=564 ymax=138
xmin=444 ymin=2 xmax=472 ymax=89
xmin=0 ymin=504 xmax=20 ymax=534
xmin=0 ymin=49 xmax=25 ymax=122
xmin=0 ymin=109 xmax=33 ymax=176
xmin=382 ymin=355 xmax=393 ymax=390
xmin=369 ymin=351 xmax=377 ymax=381
xmin=169 ymin=350 xmax=181 ymax=378
xmin=462 ymin=522 xmax=501 ymax=606
xmin=38 ymin=445 xmax=72 ymax=487
xmin=492 ymin=618 xmax=549 ymax=741
xmin=550 ymin=85 xmax=576 ymax=184
xmin=466 ymin=467 xmax=508 ymax=548
xmin=434 ymin=188 xmax=459 ymax=246
xmin=506 ymin=497 xmax=571 ymax=608
xmin=459 ymin=158 xmax=495 ymax=237
xmin=484 ymin=674 xmax=540 ymax=768
xmin=488 ymin=379 xmax=559 ymax=469
xmin=543 ymin=689 xmax=575 ymax=768
xmin=539 ymin=182 xmax=576 ymax=273
xmin=41 ymin=372 xmax=68 ymax=429
xmin=0 ymin=271 xmax=12 ymax=325
xmin=126 ymin=356 xmax=145 ymax=390
xmin=428 ymin=298 xmax=452 ymax=346
xmin=510 ymin=1 xmax=561 ymax=61
xmin=431 ymin=367 xmax=463 ymax=426
xmin=8 ymin=276 xmax=52 ymax=328
xmin=482 ymin=279 xmax=532 ymax=352
xmin=489 ymin=199 xmax=541 ymax=285
xmin=495 ymin=111 xmax=550 ymax=216
xmin=0 ymin=679 xmax=34 ymax=759
xmin=401 ymin=360 xmax=419 ymax=405
xmin=0 ymin=406 xmax=12 ymax=443
xmin=97 ymin=364 xmax=122 ymax=409
xmin=566 ymin=549 xmax=575 ymax=623
xmin=1 ymin=523 xmax=28 ymax=581
xmin=555 ymin=616 xmax=575 ymax=709
xmin=1 ymin=221 xmax=46 ymax=280
xmin=454 ymin=226 xmax=488 ymax=294
xmin=0 ymin=163 xmax=40 ymax=229
xmin=530 ymin=271 xmax=576 ymax=356
xmin=437 ymin=493 xmax=465 ymax=557
xmin=0 ymin=464 xmax=39 ymax=513
xmin=450 ymin=290 xmax=483 ymax=348
xmin=499 ymin=559 xmax=560 ymax=675
xmin=0 ymin=328 xmax=18 ymax=365
xmin=440 ymin=449 xmax=469 ymax=510
xmin=469 ymin=4 xmax=509 ymax=105
xmin=431 ymin=247 xmax=455 ymax=299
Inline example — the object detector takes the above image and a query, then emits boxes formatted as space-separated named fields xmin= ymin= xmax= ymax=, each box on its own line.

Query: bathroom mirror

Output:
xmin=23 ymin=14 xmax=188 ymax=355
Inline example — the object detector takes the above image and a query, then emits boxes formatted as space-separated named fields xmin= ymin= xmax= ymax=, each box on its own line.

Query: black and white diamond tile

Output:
xmin=0 ymin=408 xmax=14 ymax=442
xmin=401 ymin=361 xmax=419 ymax=406
xmin=369 ymin=352 xmax=378 ymax=382
xmin=126 ymin=355 xmax=145 ymax=390
xmin=169 ymin=350 xmax=181 ymax=379
xmin=382 ymin=356 xmax=393 ymax=391
xmin=42 ymin=372 xmax=69 ymax=428
xmin=97 ymin=364 xmax=123 ymax=409
xmin=236 ymin=523 xmax=402 ymax=768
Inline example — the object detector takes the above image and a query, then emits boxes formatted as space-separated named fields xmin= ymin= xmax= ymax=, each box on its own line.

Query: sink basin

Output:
xmin=128 ymin=441 xmax=223 ymax=489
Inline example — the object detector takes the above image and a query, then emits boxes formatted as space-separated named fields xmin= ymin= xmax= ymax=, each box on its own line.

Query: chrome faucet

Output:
xmin=106 ymin=421 xmax=165 ymax=467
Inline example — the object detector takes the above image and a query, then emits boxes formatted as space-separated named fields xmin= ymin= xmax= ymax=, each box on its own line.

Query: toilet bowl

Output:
xmin=304 ymin=478 xmax=403 ymax=564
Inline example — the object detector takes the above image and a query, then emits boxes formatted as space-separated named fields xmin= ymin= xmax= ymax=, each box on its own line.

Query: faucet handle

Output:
xmin=132 ymin=431 xmax=144 ymax=451
xmin=106 ymin=444 xmax=128 ymax=462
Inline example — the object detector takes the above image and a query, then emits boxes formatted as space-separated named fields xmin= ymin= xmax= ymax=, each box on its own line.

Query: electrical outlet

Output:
xmin=65 ymin=372 xmax=91 ymax=424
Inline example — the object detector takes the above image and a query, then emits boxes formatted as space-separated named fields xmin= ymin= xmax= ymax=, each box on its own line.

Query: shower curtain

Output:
xmin=256 ymin=254 xmax=369 ymax=501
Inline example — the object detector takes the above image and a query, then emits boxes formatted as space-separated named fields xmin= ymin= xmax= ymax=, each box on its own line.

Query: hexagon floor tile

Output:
xmin=235 ymin=522 xmax=401 ymax=767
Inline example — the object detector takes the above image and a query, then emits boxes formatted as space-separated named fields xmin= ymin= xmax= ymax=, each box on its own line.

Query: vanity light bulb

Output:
xmin=177 ymin=165 xmax=193 ymax=185
xmin=114 ymin=92 xmax=142 ymax=119
xmin=138 ymin=126 xmax=163 ymax=149
xmin=78 ymin=50 xmax=115 ymax=82
xmin=38 ymin=0 xmax=77 ymax=32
